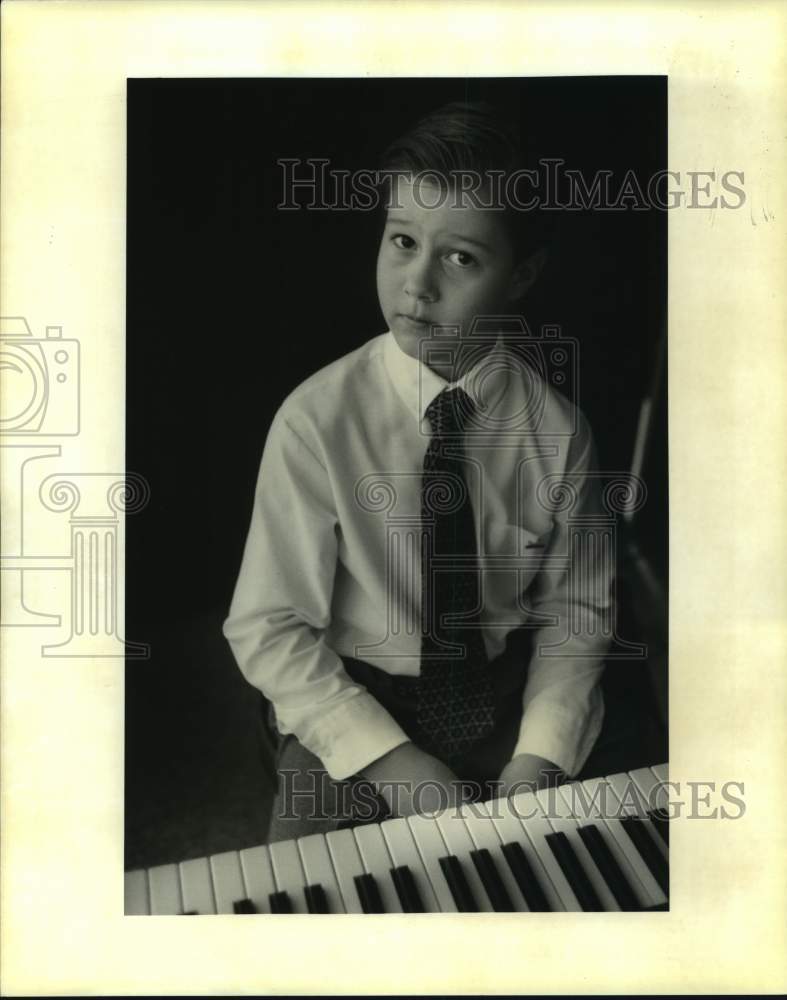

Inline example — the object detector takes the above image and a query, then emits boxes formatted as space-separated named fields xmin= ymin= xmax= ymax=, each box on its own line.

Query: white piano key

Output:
xmin=647 ymin=764 xmax=672 ymax=841
xmin=179 ymin=856 xmax=216 ymax=914
xmin=606 ymin=771 xmax=668 ymax=860
xmin=324 ymin=828 xmax=365 ymax=913
xmin=630 ymin=766 xmax=670 ymax=812
xmin=379 ymin=816 xmax=441 ymax=912
xmin=506 ymin=790 xmax=582 ymax=910
xmin=353 ymin=824 xmax=403 ymax=913
xmin=433 ymin=810 xmax=494 ymax=912
xmin=459 ymin=802 xmax=531 ymax=911
xmin=478 ymin=798 xmax=565 ymax=911
xmin=406 ymin=813 xmax=458 ymax=912
xmin=268 ymin=839 xmax=308 ymax=913
xmin=239 ymin=844 xmax=277 ymax=914
xmin=534 ymin=787 xmax=620 ymax=911
xmin=650 ymin=762 xmax=669 ymax=784
xmin=297 ymin=833 xmax=346 ymax=913
xmin=124 ymin=869 xmax=150 ymax=915
xmin=148 ymin=862 xmax=183 ymax=915
xmin=561 ymin=777 xmax=667 ymax=908
xmin=606 ymin=770 xmax=652 ymax=816
xmin=209 ymin=850 xmax=247 ymax=913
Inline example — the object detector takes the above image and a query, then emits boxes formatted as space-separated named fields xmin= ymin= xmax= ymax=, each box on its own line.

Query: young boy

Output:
xmin=223 ymin=102 xmax=612 ymax=843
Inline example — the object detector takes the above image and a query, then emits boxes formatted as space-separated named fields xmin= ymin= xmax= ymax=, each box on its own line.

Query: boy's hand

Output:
xmin=496 ymin=753 xmax=564 ymax=798
xmin=360 ymin=742 xmax=460 ymax=817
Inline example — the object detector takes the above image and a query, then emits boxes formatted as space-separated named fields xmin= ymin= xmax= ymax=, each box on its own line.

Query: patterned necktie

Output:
xmin=417 ymin=386 xmax=496 ymax=762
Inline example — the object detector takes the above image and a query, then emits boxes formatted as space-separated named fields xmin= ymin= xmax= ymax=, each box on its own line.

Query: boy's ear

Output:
xmin=507 ymin=247 xmax=548 ymax=301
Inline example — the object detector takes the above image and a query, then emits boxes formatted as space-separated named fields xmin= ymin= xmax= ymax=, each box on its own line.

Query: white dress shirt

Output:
xmin=223 ymin=331 xmax=611 ymax=780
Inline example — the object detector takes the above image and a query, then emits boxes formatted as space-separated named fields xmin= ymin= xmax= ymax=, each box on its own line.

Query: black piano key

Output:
xmin=545 ymin=831 xmax=604 ymax=911
xmin=304 ymin=883 xmax=330 ymax=914
xmin=577 ymin=824 xmax=642 ymax=912
xmin=500 ymin=842 xmax=551 ymax=912
xmin=620 ymin=816 xmax=670 ymax=897
xmin=232 ymin=897 xmax=256 ymax=914
xmin=353 ymin=873 xmax=386 ymax=914
xmin=268 ymin=890 xmax=293 ymax=913
xmin=470 ymin=848 xmax=515 ymax=912
xmin=183 ymin=910 xmax=198 ymax=915
xmin=438 ymin=855 xmax=478 ymax=912
xmin=390 ymin=865 xmax=425 ymax=913
xmin=648 ymin=808 xmax=670 ymax=847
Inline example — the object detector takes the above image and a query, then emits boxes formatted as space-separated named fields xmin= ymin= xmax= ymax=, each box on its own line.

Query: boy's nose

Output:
xmin=403 ymin=257 xmax=438 ymax=302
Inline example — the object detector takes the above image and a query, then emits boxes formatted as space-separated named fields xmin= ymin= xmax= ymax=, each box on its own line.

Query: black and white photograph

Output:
xmin=124 ymin=76 xmax=670 ymax=915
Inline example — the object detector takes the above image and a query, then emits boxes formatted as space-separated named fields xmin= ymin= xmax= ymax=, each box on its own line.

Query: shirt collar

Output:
xmin=382 ymin=330 xmax=510 ymax=426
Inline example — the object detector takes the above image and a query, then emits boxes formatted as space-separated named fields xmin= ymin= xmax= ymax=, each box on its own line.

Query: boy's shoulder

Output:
xmin=497 ymin=340 xmax=591 ymax=445
xmin=540 ymin=378 xmax=590 ymax=441
xmin=275 ymin=332 xmax=387 ymax=426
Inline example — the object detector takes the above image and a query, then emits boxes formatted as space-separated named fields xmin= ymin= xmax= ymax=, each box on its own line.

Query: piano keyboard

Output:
xmin=125 ymin=764 xmax=669 ymax=914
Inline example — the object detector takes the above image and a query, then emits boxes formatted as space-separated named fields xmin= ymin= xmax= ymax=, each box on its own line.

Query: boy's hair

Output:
xmin=378 ymin=101 xmax=552 ymax=261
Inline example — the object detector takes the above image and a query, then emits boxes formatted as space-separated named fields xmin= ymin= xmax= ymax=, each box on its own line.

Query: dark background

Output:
xmin=125 ymin=78 xmax=667 ymax=869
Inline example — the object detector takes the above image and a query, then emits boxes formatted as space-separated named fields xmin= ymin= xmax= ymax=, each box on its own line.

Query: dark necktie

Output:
xmin=417 ymin=386 xmax=496 ymax=762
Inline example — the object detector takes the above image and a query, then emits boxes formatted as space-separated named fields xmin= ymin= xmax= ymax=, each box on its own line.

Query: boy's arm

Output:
xmin=504 ymin=411 xmax=611 ymax=787
xmin=360 ymin=742 xmax=461 ymax=816
xmin=223 ymin=410 xmax=409 ymax=781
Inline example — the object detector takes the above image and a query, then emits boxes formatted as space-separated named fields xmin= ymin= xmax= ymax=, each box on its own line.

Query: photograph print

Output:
xmin=124 ymin=75 xmax=669 ymax=915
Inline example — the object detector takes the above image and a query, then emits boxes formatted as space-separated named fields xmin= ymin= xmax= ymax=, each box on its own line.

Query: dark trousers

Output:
xmin=265 ymin=634 xmax=665 ymax=844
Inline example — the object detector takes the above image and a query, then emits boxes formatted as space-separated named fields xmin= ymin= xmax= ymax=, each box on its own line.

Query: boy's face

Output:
xmin=376 ymin=175 xmax=534 ymax=380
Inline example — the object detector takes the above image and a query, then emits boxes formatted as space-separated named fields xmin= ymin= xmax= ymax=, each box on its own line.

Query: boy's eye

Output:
xmin=447 ymin=250 xmax=477 ymax=268
xmin=391 ymin=234 xmax=416 ymax=250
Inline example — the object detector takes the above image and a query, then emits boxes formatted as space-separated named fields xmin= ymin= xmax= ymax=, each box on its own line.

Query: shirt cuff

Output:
xmin=301 ymin=690 xmax=412 ymax=781
xmin=511 ymin=688 xmax=605 ymax=778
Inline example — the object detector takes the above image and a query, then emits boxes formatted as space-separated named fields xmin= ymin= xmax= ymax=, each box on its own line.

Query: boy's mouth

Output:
xmin=397 ymin=312 xmax=432 ymax=329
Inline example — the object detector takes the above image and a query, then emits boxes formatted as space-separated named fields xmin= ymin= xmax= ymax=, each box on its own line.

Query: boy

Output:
xmin=223 ymin=102 xmax=612 ymax=843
